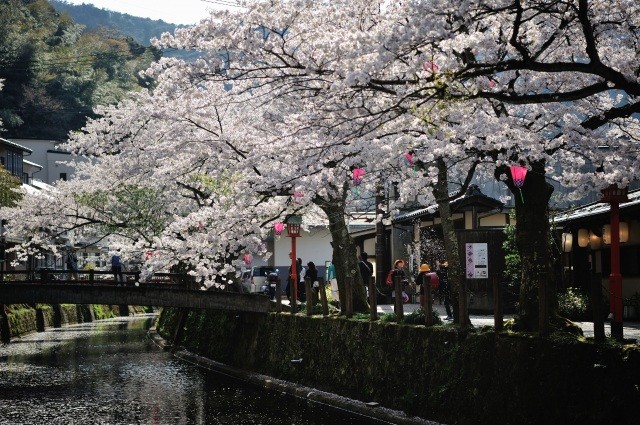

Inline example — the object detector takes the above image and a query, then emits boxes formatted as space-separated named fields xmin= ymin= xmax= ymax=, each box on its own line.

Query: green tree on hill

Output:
xmin=0 ymin=0 xmax=161 ymax=140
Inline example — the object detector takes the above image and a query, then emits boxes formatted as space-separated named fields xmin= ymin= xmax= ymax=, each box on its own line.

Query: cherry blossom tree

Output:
xmin=3 ymin=1 xmax=639 ymax=327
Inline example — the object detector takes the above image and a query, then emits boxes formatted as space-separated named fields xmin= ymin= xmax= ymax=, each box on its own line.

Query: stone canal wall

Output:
xmin=157 ymin=308 xmax=640 ymax=425
xmin=0 ymin=304 xmax=151 ymax=340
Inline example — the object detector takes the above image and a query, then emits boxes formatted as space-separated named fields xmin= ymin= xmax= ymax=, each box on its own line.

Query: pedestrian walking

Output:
xmin=391 ymin=259 xmax=409 ymax=303
xmin=285 ymin=253 xmax=303 ymax=302
xmin=66 ymin=248 xmax=79 ymax=281
xmin=304 ymin=261 xmax=318 ymax=302
xmin=111 ymin=253 xmax=124 ymax=285
xmin=416 ymin=263 xmax=430 ymax=310
xmin=358 ymin=252 xmax=374 ymax=297
xmin=436 ymin=260 xmax=453 ymax=320
xmin=298 ymin=258 xmax=306 ymax=301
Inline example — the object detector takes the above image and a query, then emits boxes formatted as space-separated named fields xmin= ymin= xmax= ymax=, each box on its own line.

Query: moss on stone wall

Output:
xmin=159 ymin=309 xmax=640 ymax=425
xmin=2 ymin=304 xmax=152 ymax=339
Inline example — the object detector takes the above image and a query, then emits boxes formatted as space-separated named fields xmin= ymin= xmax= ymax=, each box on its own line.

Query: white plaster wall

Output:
xmin=273 ymin=227 xmax=333 ymax=269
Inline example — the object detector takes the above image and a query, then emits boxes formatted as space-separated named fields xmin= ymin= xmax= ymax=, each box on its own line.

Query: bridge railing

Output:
xmin=0 ymin=269 xmax=193 ymax=288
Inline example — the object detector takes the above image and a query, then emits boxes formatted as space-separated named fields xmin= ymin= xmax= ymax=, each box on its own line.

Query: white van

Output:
xmin=241 ymin=266 xmax=275 ymax=294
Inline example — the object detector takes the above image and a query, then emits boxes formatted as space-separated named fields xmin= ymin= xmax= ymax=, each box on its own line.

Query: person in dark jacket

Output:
xmin=304 ymin=261 xmax=318 ymax=302
xmin=391 ymin=259 xmax=408 ymax=302
xmin=358 ymin=252 xmax=374 ymax=298
xmin=436 ymin=260 xmax=453 ymax=320
xmin=285 ymin=252 xmax=303 ymax=302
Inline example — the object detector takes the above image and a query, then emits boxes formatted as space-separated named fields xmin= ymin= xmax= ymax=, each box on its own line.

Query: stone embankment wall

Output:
xmin=1 ymin=304 xmax=151 ymax=340
xmin=157 ymin=308 xmax=640 ymax=425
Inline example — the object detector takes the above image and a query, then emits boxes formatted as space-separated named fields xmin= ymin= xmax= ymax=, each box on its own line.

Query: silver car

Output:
xmin=241 ymin=266 xmax=275 ymax=294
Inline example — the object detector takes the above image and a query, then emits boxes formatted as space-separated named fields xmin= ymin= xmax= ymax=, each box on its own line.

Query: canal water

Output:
xmin=0 ymin=315 xmax=389 ymax=425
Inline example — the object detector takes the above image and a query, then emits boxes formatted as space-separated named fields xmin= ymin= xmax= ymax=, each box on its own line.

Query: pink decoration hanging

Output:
xmin=510 ymin=165 xmax=528 ymax=204
xmin=404 ymin=152 xmax=414 ymax=166
xmin=243 ymin=253 xmax=252 ymax=266
xmin=274 ymin=222 xmax=285 ymax=236
xmin=352 ymin=168 xmax=365 ymax=186
xmin=293 ymin=191 xmax=304 ymax=205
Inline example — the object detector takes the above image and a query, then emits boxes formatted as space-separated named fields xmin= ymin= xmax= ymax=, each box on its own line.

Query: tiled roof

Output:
xmin=554 ymin=189 xmax=640 ymax=223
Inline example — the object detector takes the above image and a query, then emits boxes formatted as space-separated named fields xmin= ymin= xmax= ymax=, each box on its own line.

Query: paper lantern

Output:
xmin=589 ymin=231 xmax=601 ymax=250
xmin=603 ymin=222 xmax=628 ymax=245
xmin=561 ymin=233 xmax=573 ymax=252
xmin=509 ymin=165 xmax=528 ymax=204
xmin=352 ymin=168 xmax=365 ymax=186
xmin=577 ymin=228 xmax=590 ymax=248
xmin=274 ymin=222 xmax=284 ymax=236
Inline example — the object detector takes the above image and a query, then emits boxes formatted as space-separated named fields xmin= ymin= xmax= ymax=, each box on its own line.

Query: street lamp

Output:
xmin=286 ymin=214 xmax=302 ymax=314
xmin=600 ymin=184 xmax=629 ymax=341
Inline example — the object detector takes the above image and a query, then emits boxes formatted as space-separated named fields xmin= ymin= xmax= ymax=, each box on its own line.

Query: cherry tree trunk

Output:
xmin=317 ymin=192 xmax=368 ymax=313
xmin=433 ymin=159 xmax=469 ymax=328
xmin=505 ymin=160 xmax=554 ymax=331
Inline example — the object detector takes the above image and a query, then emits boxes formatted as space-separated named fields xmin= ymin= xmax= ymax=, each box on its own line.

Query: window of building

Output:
xmin=60 ymin=173 xmax=67 ymax=181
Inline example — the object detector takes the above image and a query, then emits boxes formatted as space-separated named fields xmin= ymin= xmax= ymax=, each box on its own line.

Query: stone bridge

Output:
xmin=0 ymin=282 xmax=270 ymax=314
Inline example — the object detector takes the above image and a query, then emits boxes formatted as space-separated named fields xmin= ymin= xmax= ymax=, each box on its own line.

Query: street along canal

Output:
xmin=0 ymin=314 xmax=391 ymax=424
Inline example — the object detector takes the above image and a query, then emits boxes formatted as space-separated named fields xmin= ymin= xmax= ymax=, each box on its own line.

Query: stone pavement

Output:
xmin=377 ymin=303 xmax=640 ymax=341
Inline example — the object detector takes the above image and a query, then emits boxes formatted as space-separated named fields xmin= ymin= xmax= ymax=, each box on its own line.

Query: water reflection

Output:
xmin=0 ymin=315 xmax=389 ymax=425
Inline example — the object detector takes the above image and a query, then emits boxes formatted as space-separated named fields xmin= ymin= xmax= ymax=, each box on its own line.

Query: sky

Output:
xmin=61 ymin=0 xmax=238 ymax=25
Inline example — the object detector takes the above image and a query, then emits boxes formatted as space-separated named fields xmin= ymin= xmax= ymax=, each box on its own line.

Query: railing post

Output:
xmin=369 ymin=276 xmax=378 ymax=321
xmin=425 ymin=275 xmax=433 ymax=326
xmin=345 ymin=277 xmax=353 ymax=318
xmin=275 ymin=278 xmax=282 ymax=313
xmin=394 ymin=275 xmax=403 ymax=322
xmin=591 ymin=273 xmax=605 ymax=342
xmin=320 ymin=279 xmax=329 ymax=317
xmin=493 ymin=276 xmax=503 ymax=333
xmin=40 ymin=269 xmax=48 ymax=284
xmin=539 ymin=272 xmax=549 ymax=336
xmin=305 ymin=280 xmax=313 ymax=316
xmin=89 ymin=269 xmax=95 ymax=285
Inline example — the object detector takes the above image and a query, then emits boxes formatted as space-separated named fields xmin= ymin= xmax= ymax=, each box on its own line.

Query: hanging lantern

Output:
xmin=603 ymin=222 xmax=628 ymax=245
xmin=352 ymin=167 xmax=365 ymax=198
xmin=404 ymin=152 xmax=414 ymax=166
xmin=589 ymin=231 xmax=601 ymax=250
xmin=577 ymin=229 xmax=590 ymax=248
xmin=561 ymin=233 xmax=573 ymax=253
xmin=243 ymin=253 xmax=252 ymax=266
xmin=352 ymin=168 xmax=365 ymax=186
xmin=509 ymin=165 xmax=528 ymax=204
xmin=274 ymin=222 xmax=285 ymax=236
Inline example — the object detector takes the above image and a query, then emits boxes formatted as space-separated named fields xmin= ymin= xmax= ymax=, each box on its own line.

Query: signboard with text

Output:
xmin=465 ymin=243 xmax=488 ymax=279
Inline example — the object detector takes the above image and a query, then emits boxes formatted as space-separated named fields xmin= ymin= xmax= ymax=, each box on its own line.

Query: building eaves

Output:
xmin=0 ymin=137 xmax=32 ymax=154
xmin=394 ymin=185 xmax=503 ymax=223
xmin=554 ymin=189 xmax=640 ymax=224
xmin=23 ymin=159 xmax=43 ymax=169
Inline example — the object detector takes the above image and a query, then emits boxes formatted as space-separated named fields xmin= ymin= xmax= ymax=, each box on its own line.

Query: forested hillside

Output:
xmin=0 ymin=0 xmax=161 ymax=139
xmin=50 ymin=0 xmax=180 ymax=46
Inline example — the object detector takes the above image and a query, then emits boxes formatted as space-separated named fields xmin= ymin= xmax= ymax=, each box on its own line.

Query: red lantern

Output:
xmin=509 ymin=165 xmax=527 ymax=204
xmin=274 ymin=222 xmax=284 ymax=236
xmin=352 ymin=168 xmax=365 ymax=186
xmin=404 ymin=152 xmax=413 ymax=166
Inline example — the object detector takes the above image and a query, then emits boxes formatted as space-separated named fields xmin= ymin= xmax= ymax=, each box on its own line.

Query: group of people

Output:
xmin=281 ymin=252 xmax=319 ymax=302
xmin=65 ymin=249 xmax=126 ymax=284
xmin=390 ymin=257 xmax=453 ymax=320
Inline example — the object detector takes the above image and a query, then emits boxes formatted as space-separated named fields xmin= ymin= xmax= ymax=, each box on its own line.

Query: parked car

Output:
xmin=241 ymin=266 xmax=276 ymax=294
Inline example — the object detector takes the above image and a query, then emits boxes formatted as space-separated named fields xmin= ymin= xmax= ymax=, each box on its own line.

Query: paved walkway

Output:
xmin=377 ymin=303 xmax=640 ymax=341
